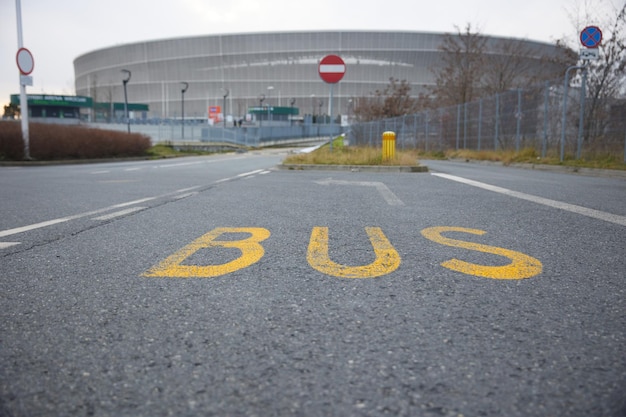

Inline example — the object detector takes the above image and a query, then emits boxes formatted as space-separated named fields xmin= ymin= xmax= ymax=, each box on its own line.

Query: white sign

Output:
xmin=579 ymin=48 xmax=599 ymax=60
xmin=20 ymin=75 xmax=33 ymax=86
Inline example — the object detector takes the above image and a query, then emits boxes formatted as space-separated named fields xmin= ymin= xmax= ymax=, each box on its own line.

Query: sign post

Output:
xmin=318 ymin=55 xmax=346 ymax=152
xmin=15 ymin=0 xmax=33 ymax=160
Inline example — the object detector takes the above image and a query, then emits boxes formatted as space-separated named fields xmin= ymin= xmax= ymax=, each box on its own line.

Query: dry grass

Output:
xmin=440 ymin=147 xmax=626 ymax=170
xmin=0 ymin=121 xmax=151 ymax=160
xmin=284 ymin=144 xmax=421 ymax=166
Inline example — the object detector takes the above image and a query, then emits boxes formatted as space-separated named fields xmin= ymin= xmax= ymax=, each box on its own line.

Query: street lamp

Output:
xmin=121 ymin=69 xmax=131 ymax=133
xmin=258 ymin=94 xmax=265 ymax=127
xmin=221 ymin=88 xmax=229 ymax=127
xmin=267 ymin=86 xmax=274 ymax=122
xmin=180 ymin=82 xmax=188 ymax=139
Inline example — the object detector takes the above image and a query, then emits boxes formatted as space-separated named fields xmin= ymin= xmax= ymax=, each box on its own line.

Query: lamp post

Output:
xmin=221 ymin=88 xmax=229 ymax=127
xmin=121 ymin=69 xmax=131 ymax=133
xmin=267 ymin=86 xmax=274 ymax=122
xmin=258 ymin=94 xmax=265 ymax=127
xmin=180 ymin=82 xmax=188 ymax=139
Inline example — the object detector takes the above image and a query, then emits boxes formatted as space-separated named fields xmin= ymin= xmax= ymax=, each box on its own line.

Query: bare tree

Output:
xmin=353 ymin=77 xmax=418 ymax=122
xmin=428 ymin=24 xmax=488 ymax=107
xmin=428 ymin=23 xmax=575 ymax=106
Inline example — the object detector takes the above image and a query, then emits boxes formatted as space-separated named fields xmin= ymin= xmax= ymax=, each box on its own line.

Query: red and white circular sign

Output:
xmin=318 ymin=55 xmax=346 ymax=84
xmin=16 ymin=47 xmax=34 ymax=75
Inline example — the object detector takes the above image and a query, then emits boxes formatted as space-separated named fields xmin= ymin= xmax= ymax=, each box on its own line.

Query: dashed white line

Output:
xmin=92 ymin=207 xmax=147 ymax=221
xmin=0 ymin=242 xmax=21 ymax=249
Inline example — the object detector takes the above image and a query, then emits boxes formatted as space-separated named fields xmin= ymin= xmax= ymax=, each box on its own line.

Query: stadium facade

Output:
xmin=73 ymin=31 xmax=568 ymax=122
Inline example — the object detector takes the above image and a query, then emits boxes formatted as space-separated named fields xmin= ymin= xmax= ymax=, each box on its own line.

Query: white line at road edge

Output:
xmin=431 ymin=173 xmax=626 ymax=227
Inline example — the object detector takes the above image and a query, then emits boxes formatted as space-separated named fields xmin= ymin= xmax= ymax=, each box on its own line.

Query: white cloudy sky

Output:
xmin=0 ymin=0 xmax=619 ymax=107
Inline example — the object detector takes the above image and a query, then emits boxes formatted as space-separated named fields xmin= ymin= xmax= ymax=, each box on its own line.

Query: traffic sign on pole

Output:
xmin=580 ymin=26 xmax=602 ymax=48
xmin=16 ymin=47 xmax=34 ymax=75
xmin=318 ymin=55 xmax=346 ymax=84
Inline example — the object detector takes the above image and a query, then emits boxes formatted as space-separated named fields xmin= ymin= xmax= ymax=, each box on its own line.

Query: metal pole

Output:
xmin=577 ymin=68 xmax=587 ymax=159
xmin=477 ymin=99 xmax=483 ymax=151
xmin=222 ymin=88 xmax=229 ymax=128
xmin=456 ymin=104 xmax=461 ymax=151
xmin=121 ymin=70 xmax=131 ymax=134
xmin=494 ymin=94 xmax=499 ymax=151
xmin=181 ymin=82 xmax=188 ymax=139
xmin=561 ymin=65 xmax=585 ymax=162
xmin=463 ymin=102 xmax=468 ymax=149
xmin=329 ymin=83 xmax=334 ymax=152
xmin=542 ymin=81 xmax=548 ymax=158
xmin=516 ymin=88 xmax=522 ymax=152
xmin=15 ymin=0 xmax=30 ymax=159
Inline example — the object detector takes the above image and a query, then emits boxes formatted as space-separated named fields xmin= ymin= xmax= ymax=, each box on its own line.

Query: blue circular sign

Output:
xmin=580 ymin=26 xmax=602 ymax=48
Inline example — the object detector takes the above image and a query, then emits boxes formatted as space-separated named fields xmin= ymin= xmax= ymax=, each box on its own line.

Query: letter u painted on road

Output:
xmin=307 ymin=226 xmax=401 ymax=278
xmin=143 ymin=227 xmax=270 ymax=278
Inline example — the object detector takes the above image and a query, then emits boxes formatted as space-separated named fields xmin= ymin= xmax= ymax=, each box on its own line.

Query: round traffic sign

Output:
xmin=16 ymin=47 xmax=34 ymax=75
xmin=580 ymin=26 xmax=602 ymax=48
xmin=318 ymin=55 xmax=346 ymax=84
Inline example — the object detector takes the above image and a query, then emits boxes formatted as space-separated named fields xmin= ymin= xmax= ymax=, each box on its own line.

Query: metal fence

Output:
xmin=90 ymin=121 xmax=343 ymax=147
xmin=348 ymin=77 xmax=626 ymax=162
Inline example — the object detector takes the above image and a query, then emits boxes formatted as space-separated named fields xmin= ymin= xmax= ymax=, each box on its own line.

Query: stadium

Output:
xmin=73 ymin=30 xmax=568 ymax=123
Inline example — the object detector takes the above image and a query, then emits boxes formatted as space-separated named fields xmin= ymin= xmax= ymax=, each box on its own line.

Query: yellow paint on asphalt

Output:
xmin=420 ymin=226 xmax=542 ymax=279
xmin=307 ymin=226 xmax=401 ymax=278
xmin=143 ymin=227 xmax=270 ymax=278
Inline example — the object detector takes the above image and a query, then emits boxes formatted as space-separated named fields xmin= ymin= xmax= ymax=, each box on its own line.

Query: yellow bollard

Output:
xmin=382 ymin=131 xmax=396 ymax=161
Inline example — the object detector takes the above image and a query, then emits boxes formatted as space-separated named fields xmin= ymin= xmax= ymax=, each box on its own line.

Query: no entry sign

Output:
xmin=318 ymin=55 xmax=346 ymax=84
xmin=16 ymin=47 xmax=34 ymax=75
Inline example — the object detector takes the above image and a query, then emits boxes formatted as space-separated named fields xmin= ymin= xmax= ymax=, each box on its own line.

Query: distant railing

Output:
xmin=87 ymin=121 xmax=344 ymax=147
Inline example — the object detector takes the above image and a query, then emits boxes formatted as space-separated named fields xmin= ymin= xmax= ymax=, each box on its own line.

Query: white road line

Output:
xmin=0 ymin=167 xmax=266 ymax=239
xmin=124 ymin=167 xmax=141 ymax=172
xmin=237 ymin=169 xmax=265 ymax=177
xmin=314 ymin=178 xmax=404 ymax=206
xmin=90 ymin=170 xmax=110 ymax=174
xmin=172 ymin=192 xmax=198 ymax=200
xmin=0 ymin=242 xmax=21 ymax=249
xmin=431 ymin=173 xmax=626 ymax=227
xmin=0 ymin=193 xmax=176 ymax=239
xmin=92 ymin=207 xmax=147 ymax=221
xmin=176 ymin=186 xmax=202 ymax=193
xmin=0 ymin=218 xmax=76 ymax=238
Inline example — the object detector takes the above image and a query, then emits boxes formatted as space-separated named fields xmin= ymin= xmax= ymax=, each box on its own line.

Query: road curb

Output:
xmin=443 ymin=158 xmax=626 ymax=179
xmin=278 ymin=164 xmax=429 ymax=173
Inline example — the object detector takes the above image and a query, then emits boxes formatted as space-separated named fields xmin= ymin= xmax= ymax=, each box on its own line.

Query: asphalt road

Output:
xmin=1 ymin=152 xmax=625 ymax=417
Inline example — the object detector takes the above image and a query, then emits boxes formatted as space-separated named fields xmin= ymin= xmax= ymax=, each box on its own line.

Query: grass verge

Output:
xmin=283 ymin=137 xmax=421 ymax=166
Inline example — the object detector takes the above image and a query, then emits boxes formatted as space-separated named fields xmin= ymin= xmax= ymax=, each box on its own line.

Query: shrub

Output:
xmin=0 ymin=122 xmax=151 ymax=161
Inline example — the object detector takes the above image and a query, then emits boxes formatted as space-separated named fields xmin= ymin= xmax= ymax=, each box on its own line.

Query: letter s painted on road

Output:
xmin=420 ymin=226 xmax=542 ymax=280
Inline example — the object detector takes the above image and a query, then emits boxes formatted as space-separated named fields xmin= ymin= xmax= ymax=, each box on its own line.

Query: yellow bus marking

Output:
xmin=143 ymin=227 xmax=270 ymax=278
xmin=420 ymin=226 xmax=542 ymax=279
xmin=307 ymin=226 xmax=401 ymax=278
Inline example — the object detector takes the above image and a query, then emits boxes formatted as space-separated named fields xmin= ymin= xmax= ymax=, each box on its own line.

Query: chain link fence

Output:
xmin=349 ymin=77 xmax=626 ymax=162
